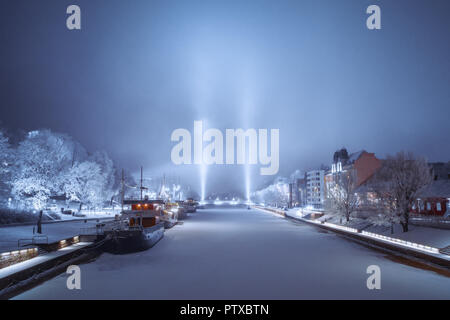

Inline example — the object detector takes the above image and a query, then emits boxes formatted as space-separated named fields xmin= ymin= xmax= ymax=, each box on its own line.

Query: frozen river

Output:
xmin=14 ymin=208 xmax=450 ymax=299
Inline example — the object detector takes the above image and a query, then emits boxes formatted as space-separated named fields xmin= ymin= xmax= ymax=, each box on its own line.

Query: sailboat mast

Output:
xmin=140 ymin=166 xmax=143 ymax=201
xmin=121 ymin=168 xmax=124 ymax=212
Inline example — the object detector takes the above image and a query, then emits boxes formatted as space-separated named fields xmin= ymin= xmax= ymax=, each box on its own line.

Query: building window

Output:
xmin=436 ymin=203 xmax=442 ymax=211
xmin=426 ymin=202 xmax=431 ymax=211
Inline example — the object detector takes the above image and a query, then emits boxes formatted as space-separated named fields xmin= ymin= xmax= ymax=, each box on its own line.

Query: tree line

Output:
xmin=0 ymin=128 xmax=126 ymax=212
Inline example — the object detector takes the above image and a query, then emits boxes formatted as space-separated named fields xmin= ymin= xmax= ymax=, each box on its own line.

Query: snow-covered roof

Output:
xmin=348 ymin=150 xmax=366 ymax=164
xmin=419 ymin=180 xmax=450 ymax=198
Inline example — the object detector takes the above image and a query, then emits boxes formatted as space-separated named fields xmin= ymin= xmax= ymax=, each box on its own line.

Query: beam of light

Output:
xmin=189 ymin=47 xmax=212 ymax=202
xmin=245 ymin=164 xmax=251 ymax=202
xmin=239 ymin=76 xmax=256 ymax=205
xmin=197 ymin=119 xmax=209 ymax=202
xmin=200 ymin=164 xmax=207 ymax=201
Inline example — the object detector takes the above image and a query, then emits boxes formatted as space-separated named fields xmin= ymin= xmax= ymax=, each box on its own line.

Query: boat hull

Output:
xmin=163 ymin=219 xmax=177 ymax=229
xmin=103 ymin=223 xmax=164 ymax=254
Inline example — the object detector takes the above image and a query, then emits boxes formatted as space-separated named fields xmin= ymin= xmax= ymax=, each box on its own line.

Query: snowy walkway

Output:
xmin=0 ymin=220 xmax=107 ymax=253
xmin=286 ymin=209 xmax=450 ymax=249
xmin=14 ymin=208 xmax=450 ymax=299
xmin=0 ymin=242 xmax=92 ymax=280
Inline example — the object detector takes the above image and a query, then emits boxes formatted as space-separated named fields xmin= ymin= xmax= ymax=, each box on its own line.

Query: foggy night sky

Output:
xmin=1 ymin=0 xmax=449 ymax=195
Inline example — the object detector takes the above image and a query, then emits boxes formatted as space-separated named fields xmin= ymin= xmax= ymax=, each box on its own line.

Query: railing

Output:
xmin=322 ymin=221 xmax=358 ymax=233
xmin=17 ymin=235 xmax=48 ymax=248
xmin=411 ymin=217 xmax=450 ymax=224
xmin=439 ymin=246 xmax=450 ymax=255
xmin=80 ymin=220 xmax=133 ymax=236
xmin=80 ymin=226 xmax=104 ymax=236
xmin=310 ymin=218 xmax=440 ymax=254
xmin=32 ymin=235 xmax=48 ymax=244
xmin=410 ymin=216 xmax=450 ymax=230
xmin=360 ymin=231 xmax=440 ymax=254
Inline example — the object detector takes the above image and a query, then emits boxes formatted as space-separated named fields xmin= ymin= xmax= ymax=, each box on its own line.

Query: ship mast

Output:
xmin=158 ymin=174 xmax=167 ymax=200
xmin=121 ymin=168 xmax=124 ymax=212
xmin=140 ymin=166 xmax=143 ymax=201
xmin=139 ymin=166 xmax=148 ymax=200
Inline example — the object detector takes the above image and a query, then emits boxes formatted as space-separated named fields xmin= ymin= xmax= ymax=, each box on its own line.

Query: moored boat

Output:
xmin=103 ymin=199 xmax=165 ymax=254
xmin=162 ymin=202 xmax=181 ymax=228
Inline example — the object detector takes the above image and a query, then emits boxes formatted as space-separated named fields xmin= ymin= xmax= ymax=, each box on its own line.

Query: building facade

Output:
xmin=412 ymin=162 xmax=450 ymax=217
xmin=306 ymin=170 xmax=325 ymax=209
xmin=295 ymin=176 xmax=307 ymax=207
xmin=325 ymin=148 xmax=382 ymax=200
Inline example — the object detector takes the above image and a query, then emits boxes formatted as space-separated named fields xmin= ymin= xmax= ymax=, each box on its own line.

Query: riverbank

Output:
xmin=254 ymin=206 xmax=450 ymax=268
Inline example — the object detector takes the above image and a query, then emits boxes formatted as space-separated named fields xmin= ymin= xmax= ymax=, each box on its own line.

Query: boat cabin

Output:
xmin=122 ymin=199 xmax=164 ymax=228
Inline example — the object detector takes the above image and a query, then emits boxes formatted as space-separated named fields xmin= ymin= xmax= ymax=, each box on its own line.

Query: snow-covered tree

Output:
xmin=252 ymin=179 xmax=289 ymax=207
xmin=325 ymin=170 xmax=359 ymax=222
xmin=63 ymin=160 xmax=106 ymax=210
xmin=369 ymin=151 xmax=432 ymax=232
xmin=90 ymin=150 xmax=116 ymax=203
xmin=0 ymin=130 xmax=13 ymax=175
xmin=365 ymin=196 xmax=400 ymax=234
xmin=10 ymin=130 xmax=75 ymax=210
xmin=0 ymin=130 xmax=14 ymax=206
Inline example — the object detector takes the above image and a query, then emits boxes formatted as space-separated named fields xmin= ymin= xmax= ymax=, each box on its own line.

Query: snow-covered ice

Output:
xmin=13 ymin=208 xmax=450 ymax=299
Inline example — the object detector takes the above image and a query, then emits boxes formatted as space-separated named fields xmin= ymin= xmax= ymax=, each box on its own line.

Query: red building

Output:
xmin=412 ymin=180 xmax=450 ymax=217
xmin=325 ymin=149 xmax=382 ymax=200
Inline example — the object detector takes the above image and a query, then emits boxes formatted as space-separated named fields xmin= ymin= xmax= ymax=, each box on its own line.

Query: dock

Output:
xmin=0 ymin=240 xmax=99 ymax=299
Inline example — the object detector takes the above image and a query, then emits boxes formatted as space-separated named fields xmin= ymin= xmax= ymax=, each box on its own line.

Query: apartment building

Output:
xmin=306 ymin=170 xmax=325 ymax=209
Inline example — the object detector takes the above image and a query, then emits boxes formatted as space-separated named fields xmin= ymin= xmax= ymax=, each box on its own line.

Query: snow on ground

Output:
xmin=56 ymin=209 xmax=119 ymax=221
xmin=0 ymin=219 xmax=108 ymax=253
xmin=372 ymin=224 xmax=450 ymax=248
xmin=14 ymin=208 xmax=450 ymax=300
xmin=287 ymin=209 xmax=450 ymax=249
